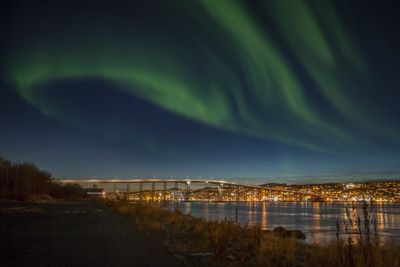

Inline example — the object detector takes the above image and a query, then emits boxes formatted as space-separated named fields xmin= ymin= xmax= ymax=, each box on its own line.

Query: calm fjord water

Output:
xmin=166 ymin=202 xmax=400 ymax=243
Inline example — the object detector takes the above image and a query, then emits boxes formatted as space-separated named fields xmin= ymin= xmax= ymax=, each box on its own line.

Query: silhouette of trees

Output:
xmin=48 ymin=183 xmax=86 ymax=200
xmin=0 ymin=155 xmax=86 ymax=200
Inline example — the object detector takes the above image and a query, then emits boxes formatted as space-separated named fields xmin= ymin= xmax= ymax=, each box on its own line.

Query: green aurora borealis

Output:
xmin=1 ymin=0 xmax=400 ymax=180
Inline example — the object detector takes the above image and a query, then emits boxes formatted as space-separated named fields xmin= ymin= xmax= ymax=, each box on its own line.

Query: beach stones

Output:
xmin=272 ymin=226 xmax=306 ymax=239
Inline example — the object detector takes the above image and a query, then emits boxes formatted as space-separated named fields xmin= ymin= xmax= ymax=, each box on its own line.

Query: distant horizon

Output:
xmin=3 ymin=153 xmax=400 ymax=185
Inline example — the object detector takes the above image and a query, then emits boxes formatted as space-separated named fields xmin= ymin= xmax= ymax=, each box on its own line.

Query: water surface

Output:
xmin=165 ymin=201 xmax=400 ymax=243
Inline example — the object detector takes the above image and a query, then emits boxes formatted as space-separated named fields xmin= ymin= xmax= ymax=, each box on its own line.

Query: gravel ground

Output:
xmin=0 ymin=201 xmax=183 ymax=267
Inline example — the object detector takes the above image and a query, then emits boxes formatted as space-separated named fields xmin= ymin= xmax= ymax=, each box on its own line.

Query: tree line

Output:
xmin=0 ymin=155 xmax=87 ymax=201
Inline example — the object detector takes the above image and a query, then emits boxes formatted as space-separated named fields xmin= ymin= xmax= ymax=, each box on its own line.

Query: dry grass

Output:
xmin=111 ymin=201 xmax=400 ymax=267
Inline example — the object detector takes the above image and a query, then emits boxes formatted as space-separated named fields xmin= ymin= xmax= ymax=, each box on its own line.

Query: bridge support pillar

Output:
xmin=112 ymin=184 xmax=117 ymax=199
xmin=152 ymin=182 xmax=155 ymax=201
xmin=218 ymin=184 xmax=223 ymax=201
xmin=139 ymin=182 xmax=143 ymax=200
xmin=185 ymin=181 xmax=191 ymax=201
xmin=163 ymin=182 xmax=167 ymax=201
xmin=174 ymin=182 xmax=179 ymax=201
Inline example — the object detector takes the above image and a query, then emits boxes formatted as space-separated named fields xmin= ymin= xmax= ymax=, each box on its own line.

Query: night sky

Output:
xmin=1 ymin=0 xmax=400 ymax=183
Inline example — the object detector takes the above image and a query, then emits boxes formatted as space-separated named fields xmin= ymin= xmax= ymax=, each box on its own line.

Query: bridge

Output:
xmin=59 ymin=179 xmax=325 ymax=201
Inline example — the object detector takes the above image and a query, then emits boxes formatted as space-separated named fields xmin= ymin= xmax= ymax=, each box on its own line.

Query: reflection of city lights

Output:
xmin=261 ymin=202 xmax=268 ymax=230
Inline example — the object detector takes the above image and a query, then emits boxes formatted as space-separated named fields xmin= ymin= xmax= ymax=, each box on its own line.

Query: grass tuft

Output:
xmin=111 ymin=201 xmax=400 ymax=267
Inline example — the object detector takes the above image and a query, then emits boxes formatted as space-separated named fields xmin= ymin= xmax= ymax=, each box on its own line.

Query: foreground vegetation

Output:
xmin=0 ymin=156 xmax=86 ymax=201
xmin=112 ymin=201 xmax=400 ymax=267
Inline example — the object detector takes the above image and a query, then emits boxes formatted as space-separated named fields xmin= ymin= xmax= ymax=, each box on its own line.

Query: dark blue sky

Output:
xmin=1 ymin=0 xmax=400 ymax=183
